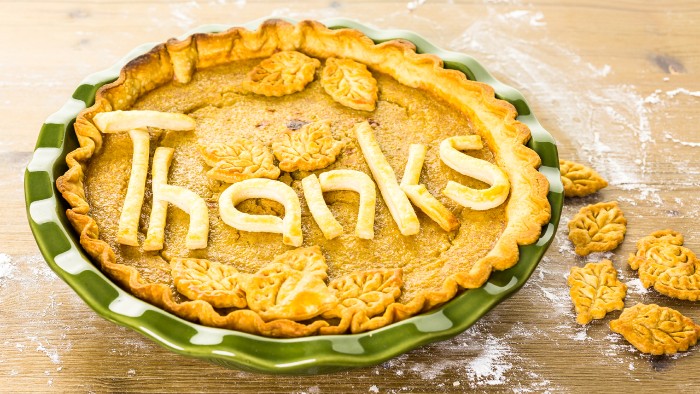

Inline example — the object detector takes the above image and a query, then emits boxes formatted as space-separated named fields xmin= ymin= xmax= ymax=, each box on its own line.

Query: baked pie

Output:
xmin=56 ymin=19 xmax=550 ymax=338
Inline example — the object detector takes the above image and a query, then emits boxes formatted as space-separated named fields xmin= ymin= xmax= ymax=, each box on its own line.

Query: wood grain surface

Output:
xmin=2 ymin=0 xmax=700 ymax=392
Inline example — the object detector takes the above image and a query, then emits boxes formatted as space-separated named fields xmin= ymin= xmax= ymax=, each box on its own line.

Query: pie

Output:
xmin=55 ymin=19 xmax=551 ymax=338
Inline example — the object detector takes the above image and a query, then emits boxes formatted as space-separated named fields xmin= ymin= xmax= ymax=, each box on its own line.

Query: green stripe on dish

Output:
xmin=36 ymin=124 xmax=66 ymax=149
xmin=74 ymin=271 xmax=120 ymax=306
xmin=73 ymin=82 xmax=113 ymax=106
xmin=24 ymin=171 xmax=54 ymax=201
xmin=31 ymin=222 xmax=72 ymax=257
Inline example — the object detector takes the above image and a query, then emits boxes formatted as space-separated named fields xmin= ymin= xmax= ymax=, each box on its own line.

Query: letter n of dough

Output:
xmin=318 ymin=170 xmax=376 ymax=240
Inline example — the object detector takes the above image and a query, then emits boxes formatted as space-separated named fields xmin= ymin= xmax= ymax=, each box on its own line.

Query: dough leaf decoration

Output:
xmin=242 ymin=50 xmax=320 ymax=97
xmin=243 ymin=246 xmax=337 ymax=321
xmin=567 ymin=259 xmax=626 ymax=324
xmin=610 ymin=303 xmax=700 ymax=355
xmin=199 ymin=139 xmax=280 ymax=183
xmin=568 ymin=201 xmax=627 ymax=256
xmin=170 ymin=258 xmax=247 ymax=308
xmin=271 ymin=120 xmax=345 ymax=172
xmin=321 ymin=57 xmax=378 ymax=111
xmin=326 ymin=269 xmax=402 ymax=318
xmin=560 ymin=159 xmax=608 ymax=197
xmin=628 ymin=229 xmax=700 ymax=300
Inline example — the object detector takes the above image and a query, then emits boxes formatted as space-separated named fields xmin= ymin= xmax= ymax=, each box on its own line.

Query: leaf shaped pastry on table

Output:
xmin=321 ymin=57 xmax=378 ymax=111
xmin=241 ymin=50 xmax=320 ymax=97
xmin=271 ymin=120 xmax=345 ymax=172
xmin=170 ymin=258 xmax=247 ymax=308
xmin=199 ymin=138 xmax=280 ymax=183
xmin=559 ymin=159 xmax=608 ymax=197
xmin=628 ymin=229 xmax=700 ymax=300
xmin=567 ymin=260 xmax=626 ymax=324
xmin=243 ymin=246 xmax=338 ymax=321
xmin=609 ymin=303 xmax=700 ymax=355
xmin=321 ymin=269 xmax=403 ymax=334
xmin=568 ymin=201 xmax=627 ymax=256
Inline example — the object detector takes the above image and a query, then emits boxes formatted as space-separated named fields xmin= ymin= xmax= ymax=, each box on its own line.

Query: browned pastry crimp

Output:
xmin=568 ymin=201 xmax=626 ymax=256
xmin=610 ymin=303 xmax=700 ymax=355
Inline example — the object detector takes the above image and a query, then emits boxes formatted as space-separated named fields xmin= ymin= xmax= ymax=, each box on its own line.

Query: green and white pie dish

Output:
xmin=25 ymin=17 xmax=563 ymax=374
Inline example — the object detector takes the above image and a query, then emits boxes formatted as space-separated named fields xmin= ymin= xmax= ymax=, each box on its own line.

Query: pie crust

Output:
xmin=55 ymin=19 xmax=550 ymax=338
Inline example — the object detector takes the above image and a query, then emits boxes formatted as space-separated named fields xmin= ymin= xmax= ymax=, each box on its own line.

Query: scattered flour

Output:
xmin=466 ymin=336 xmax=513 ymax=385
xmin=0 ymin=253 xmax=16 ymax=286
xmin=30 ymin=337 xmax=62 ymax=365
xmin=624 ymin=278 xmax=648 ymax=296
xmin=666 ymin=88 xmax=700 ymax=98
xmin=572 ymin=327 xmax=589 ymax=342
xmin=406 ymin=0 xmax=427 ymax=11
xmin=664 ymin=132 xmax=700 ymax=148
xmin=0 ymin=254 xmax=74 ymax=386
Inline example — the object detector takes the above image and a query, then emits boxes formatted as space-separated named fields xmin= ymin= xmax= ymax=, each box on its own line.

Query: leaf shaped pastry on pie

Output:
xmin=568 ymin=201 xmax=627 ymax=256
xmin=199 ymin=139 xmax=280 ymax=183
xmin=241 ymin=50 xmax=320 ymax=97
xmin=325 ymin=269 xmax=403 ymax=318
xmin=243 ymin=246 xmax=338 ymax=321
xmin=560 ymin=159 xmax=608 ymax=197
xmin=567 ymin=260 xmax=627 ymax=325
xmin=609 ymin=303 xmax=700 ymax=355
xmin=321 ymin=57 xmax=378 ymax=111
xmin=628 ymin=229 xmax=700 ymax=300
xmin=271 ymin=120 xmax=345 ymax=172
xmin=170 ymin=258 xmax=246 ymax=308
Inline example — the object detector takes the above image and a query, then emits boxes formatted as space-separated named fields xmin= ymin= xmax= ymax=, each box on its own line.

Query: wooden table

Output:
xmin=3 ymin=0 xmax=699 ymax=392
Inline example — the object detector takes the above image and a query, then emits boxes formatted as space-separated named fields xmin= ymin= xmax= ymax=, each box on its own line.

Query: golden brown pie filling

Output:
xmin=58 ymin=20 xmax=550 ymax=337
